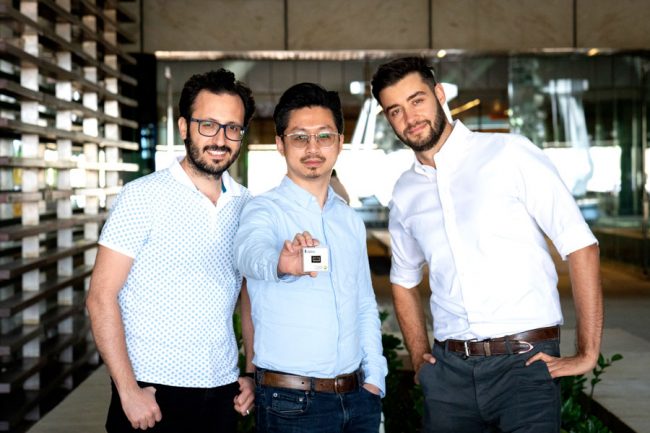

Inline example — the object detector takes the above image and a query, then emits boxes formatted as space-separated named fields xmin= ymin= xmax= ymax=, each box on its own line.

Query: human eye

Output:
xmin=388 ymin=107 xmax=401 ymax=118
xmin=412 ymin=97 xmax=425 ymax=106
xmin=200 ymin=120 xmax=216 ymax=131
xmin=226 ymin=124 xmax=243 ymax=134
xmin=293 ymin=134 xmax=310 ymax=143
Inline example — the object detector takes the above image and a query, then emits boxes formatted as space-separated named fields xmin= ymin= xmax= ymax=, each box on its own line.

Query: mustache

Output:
xmin=203 ymin=145 xmax=231 ymax=153
xmin=300 ymin=155 xmax=325 ymax=163
xmin=404 ymin=120 xmax=432 ymax=135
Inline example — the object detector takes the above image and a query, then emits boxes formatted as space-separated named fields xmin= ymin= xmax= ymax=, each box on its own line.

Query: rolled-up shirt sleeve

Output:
xmin=513 ymin=138 xmax=597 ymax=259
xmin=388 ymin=200 xmax=426 ymax=289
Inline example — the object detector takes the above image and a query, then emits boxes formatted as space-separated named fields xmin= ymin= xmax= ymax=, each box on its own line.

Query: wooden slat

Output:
xmin=0 ymin=155 xmax=78 ymax=169
xmin=0 ymin=79 xmax=139 ymax=128
xmin=0 ymin=317 xmax=91 ymax=393
xmin=0 ymin=303 xmax=84 ymax=356
xmin=0 ymin=191 xmax=42 ymax=204
xmin=0 ymin=239 xmax=97 ymax=280
xmin=0 ymin=266 xmax=94 ymax=318
xmin=0 ymin=340 xmax=96 ymax=431
xmin=0 ymin=214 xmax=106 ymax=241
xmin=0 ymin=3 xmax=137 ymax=85
xmin=0 ymin=118 xmax=139 ymax=150
xmin=77 ymin=0 xmax=136 ymax=45
xmin=38 ymin=0 xmax=137 ymax=64
xmin=0 ymin=41 xmax=137 ymax=107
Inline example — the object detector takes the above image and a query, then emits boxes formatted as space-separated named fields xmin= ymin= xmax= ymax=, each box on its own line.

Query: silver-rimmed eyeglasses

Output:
xmin=281 ymin=132 xmax=340 ymax=148
xmin=190 ymin=118 xmax=246 ymax=141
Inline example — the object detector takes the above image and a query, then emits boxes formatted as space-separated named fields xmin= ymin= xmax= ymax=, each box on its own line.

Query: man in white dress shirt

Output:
xmin=371 ymin=57 xmax=603 ymax=433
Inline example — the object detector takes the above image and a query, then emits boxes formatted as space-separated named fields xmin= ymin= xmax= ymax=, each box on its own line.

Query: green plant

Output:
xmin=380 ymin=310 xmax=424 ymax=433
xmin=560 ymin=353 xmax=623 ymax=433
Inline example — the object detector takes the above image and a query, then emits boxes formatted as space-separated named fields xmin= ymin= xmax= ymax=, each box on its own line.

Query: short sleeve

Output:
xmin=99 ymin=182 xmax=152 ymax=258
xmin=388 ymin=200 xmax=426 ymax=288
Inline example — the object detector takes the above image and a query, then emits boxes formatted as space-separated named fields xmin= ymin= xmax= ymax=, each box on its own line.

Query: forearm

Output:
xmin=86 ymin=246 xmax=139 ymax=395
xmin=568 ymin=243 xmax=603 ymax=365
xmin=87 ymin=292 xmax=139 ymax=394
xmin=358 ymin=301 xmax=387 ymax=393
xmin=392 ymin=283 xmax=431 ymax=371
xmin=239 ymin=281 xmax=255 ymax=373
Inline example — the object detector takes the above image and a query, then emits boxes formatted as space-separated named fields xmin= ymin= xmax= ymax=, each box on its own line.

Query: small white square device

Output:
xmin=302 ymin=246 xmax=330 ymax=272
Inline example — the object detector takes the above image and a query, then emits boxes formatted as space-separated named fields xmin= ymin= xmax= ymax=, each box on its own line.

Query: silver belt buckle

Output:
xmin=463 ymin=339 xmax=478 ymax=357
xmin=516 ymin=340 xmax=534 ymax=354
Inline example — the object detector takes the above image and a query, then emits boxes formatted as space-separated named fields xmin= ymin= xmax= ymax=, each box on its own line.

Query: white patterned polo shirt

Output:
xmin=99 ymin=159 xmax=251 ymax=388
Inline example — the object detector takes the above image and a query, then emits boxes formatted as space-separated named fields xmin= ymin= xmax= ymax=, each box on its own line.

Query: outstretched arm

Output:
xmin=526 ymin=243 xmax=603 ymax=377
xmin=86 ymin=246 xmax=162 ymax=429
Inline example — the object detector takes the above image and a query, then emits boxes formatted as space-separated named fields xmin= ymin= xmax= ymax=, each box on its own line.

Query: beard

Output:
xmin=299 ymin=154 xmax=326 ymax=178
xmin=184 ymin=135 xmax=240 ymax=179
xmin=397 ymin=102 xmax=447 ymax=153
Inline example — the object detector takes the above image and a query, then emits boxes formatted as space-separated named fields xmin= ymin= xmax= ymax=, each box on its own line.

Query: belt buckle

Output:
xmin=515 ymin=340 xmax=534 ymax=354
xmin=333 ymin=376 xmax=343 ymax=393
xmin=463 ymin=339 xmax=478 ymax=357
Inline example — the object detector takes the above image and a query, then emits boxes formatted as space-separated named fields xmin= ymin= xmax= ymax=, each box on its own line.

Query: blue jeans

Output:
xmin=255 ymin=382 xmax=381 ymax=433
xmin=419 ymin=340 xmax=561 ymax=433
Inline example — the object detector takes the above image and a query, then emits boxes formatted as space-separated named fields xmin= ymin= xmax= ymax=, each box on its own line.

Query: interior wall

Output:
xmin=121 ymin=0 xmax=650 ymax=53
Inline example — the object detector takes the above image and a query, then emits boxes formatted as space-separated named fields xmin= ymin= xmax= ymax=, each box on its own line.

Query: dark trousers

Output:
xmin=418 ymin=340 xmax=561 ymax=433
xmin=254 ymin=383 xmax=381 ymax=433
xmin=106 ymin=380 xmax=239 ymax=433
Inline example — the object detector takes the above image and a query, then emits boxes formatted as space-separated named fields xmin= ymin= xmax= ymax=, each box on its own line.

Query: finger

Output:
xmin=423 ymin=353 xmax=436 ymax=364
xmin=294 ymin=233 xmax=306 ymax=245
xmin=309 ymin=271 xmax=318 ymax=278
xmin=525 ymin=352 xmax=546 ymax=366
xmin=301 ymin=231 xmax=313 ymax=245
xmin=284 ymin=239 xmax=296 ymax=253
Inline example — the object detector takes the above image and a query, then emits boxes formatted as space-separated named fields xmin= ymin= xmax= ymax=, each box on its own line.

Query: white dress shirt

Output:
xmin=389 ymin=121 xmax=597 ymax=341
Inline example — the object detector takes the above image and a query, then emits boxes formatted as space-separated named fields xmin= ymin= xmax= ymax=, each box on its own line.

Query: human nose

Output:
xmin=304 ymin=135 xmax=320 ymax=151
xmin=210 ymin=125 xmax=227 ymax=144
xmin=403 ymin=107 xmax=417 ymax=126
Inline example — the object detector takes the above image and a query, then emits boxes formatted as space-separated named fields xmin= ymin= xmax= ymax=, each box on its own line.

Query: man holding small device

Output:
xmin=234 ymin=82 xmax=387 ymax=433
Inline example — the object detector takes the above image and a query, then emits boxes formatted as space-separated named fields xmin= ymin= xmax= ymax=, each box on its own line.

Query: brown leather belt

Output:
xmin=257 ymin=370 xmax=361 ymax=394
xmin=436 ymin=326 xmax=560 ymax=357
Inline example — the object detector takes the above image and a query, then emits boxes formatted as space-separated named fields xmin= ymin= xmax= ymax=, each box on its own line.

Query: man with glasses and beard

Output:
xmin=234 ymin=83 xmax=387 ymax=433
xmin=371 ymin=57 xmax=603 ymax=433
xmin=87 ymin=69 xmax=256 ymax=432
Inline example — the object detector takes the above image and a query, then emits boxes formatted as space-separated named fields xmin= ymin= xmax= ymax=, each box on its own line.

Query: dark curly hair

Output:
xmin=179 ymin=69 xmax=256 ymax=127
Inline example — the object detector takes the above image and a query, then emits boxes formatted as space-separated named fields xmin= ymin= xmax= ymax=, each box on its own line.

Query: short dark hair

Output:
xmin=178 ymin=69 xmax=256 ymax=127
xmin=273 ymin=82 xmax=344 ymax=136
xmin=371 ymin=57 xmax=438 ymax=103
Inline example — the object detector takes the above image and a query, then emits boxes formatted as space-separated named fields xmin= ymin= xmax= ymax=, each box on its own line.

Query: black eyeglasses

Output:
xmin=281 ymin=132 xmax=340 ymax=148
xmin=190 ymin=118 xmax=246 ymax=141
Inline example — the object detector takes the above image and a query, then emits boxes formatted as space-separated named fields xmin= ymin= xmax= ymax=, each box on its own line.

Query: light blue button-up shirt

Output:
xmin=235 ymin=176 xmax=387 ymax=394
